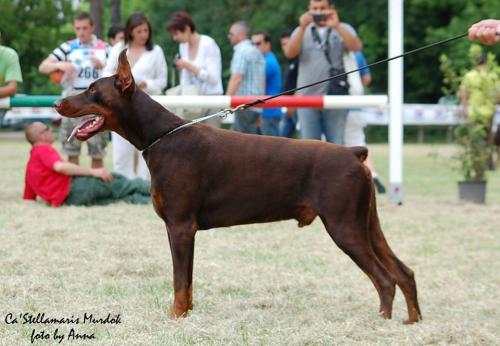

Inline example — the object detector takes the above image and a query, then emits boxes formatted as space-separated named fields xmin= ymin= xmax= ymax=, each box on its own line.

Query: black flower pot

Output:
xmin=458 ymin=180 xmax=487 ymax=204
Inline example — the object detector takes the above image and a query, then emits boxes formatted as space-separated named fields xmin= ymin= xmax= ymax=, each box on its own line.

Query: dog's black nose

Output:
xmin=53 ymin=100 xmax=61 ymax=109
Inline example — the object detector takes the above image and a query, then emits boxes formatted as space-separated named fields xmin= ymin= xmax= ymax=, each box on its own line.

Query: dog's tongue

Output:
xmin=67 ymin=116 xmax=104 ymax=141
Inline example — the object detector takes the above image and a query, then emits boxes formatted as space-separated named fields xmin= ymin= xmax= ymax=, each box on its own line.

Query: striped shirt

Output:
xmin=230 ymin=39 xmax=265 ymax=96
xmin=50 ymin=35 xmax=107 ymax=93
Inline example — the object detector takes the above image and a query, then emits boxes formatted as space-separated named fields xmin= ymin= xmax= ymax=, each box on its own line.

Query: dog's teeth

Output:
xmin=67 ymin=117 xmax=101 ymax=142
xmin=67 ymin=126 xmax=79 ymax=142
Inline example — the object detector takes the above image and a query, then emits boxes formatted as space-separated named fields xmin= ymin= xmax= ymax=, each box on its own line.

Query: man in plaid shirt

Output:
xmin=226 ymin=21 xmax=265 ymax=134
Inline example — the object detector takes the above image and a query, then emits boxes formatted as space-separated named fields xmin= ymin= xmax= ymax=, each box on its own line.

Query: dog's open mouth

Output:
xmin=68 ymin=115 xmax=105 ymax=141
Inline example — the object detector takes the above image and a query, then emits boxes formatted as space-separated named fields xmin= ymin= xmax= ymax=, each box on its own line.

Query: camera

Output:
xmin=312 ymin=13 xmax=327 ymax=22
xmin=173 ymin=53 xmax=180 ymax=69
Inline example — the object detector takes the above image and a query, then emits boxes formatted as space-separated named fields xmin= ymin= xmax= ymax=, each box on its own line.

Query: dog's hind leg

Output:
xmin=166 ymin=221 xmax=197 ymax=318
xmin=368 ymin=201 xmax=422 ymax=324
xmin=321 ymin=214 xmax=397 ymax=320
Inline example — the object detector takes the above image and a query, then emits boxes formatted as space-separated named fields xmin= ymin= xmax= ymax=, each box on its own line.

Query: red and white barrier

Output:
xmin=150 ymin=95 xmax=388 ymax=110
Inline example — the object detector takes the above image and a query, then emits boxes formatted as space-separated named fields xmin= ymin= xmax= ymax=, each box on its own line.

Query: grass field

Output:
xmin=1 ymin=139 xmax=500 ymax=345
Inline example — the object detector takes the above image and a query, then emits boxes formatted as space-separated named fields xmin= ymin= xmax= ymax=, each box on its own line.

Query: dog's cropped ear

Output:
xmin=115 ymin=49 xmax=135 ymax=94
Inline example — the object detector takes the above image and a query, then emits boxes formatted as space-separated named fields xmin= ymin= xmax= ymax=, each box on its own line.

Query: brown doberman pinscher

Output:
xmin=54 ymin=50 xmax=421 ymax=323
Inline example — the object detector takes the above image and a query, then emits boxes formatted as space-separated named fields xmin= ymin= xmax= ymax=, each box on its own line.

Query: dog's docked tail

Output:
xmin=349 ymin=146 xmax=368 ymax=162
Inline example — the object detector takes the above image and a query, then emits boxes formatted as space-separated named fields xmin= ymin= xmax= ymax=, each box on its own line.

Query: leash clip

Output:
xmin=220 ymin=104 xmax=245 ymax=119
xmin=219 ymin=109 xmax=232 ymax=119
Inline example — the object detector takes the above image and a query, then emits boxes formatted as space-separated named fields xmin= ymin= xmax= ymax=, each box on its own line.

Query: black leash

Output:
xmin=144 ymin=31 xmax=468 ymax=151
xmin=239 ymin=32 xmax=468 ymax=110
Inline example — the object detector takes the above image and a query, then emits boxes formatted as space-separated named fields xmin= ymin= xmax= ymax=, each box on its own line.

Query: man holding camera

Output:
xmin=284 ymin=0 xmax=362 ymax=144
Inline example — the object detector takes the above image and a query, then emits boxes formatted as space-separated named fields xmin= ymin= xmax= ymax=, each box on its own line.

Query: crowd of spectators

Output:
xmin=1 ymin=0 xmax=497 ymax=207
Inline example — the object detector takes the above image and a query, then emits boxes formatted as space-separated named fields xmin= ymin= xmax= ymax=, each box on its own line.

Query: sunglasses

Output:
xmin=39 ymin=126 xmax=51 ymax=134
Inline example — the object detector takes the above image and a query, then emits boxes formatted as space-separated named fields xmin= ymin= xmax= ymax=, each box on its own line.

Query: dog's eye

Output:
xmin=89 ymin=86 xmax=96 ymax=94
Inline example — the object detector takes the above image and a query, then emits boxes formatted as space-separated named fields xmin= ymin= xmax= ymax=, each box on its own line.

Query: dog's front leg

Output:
xmin=167 ymin=224 xmax=196 ymax=318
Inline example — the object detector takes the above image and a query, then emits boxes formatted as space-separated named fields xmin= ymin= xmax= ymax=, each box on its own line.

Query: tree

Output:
xmin=0 ymin=0 xmax=74 ymax=95
xmin=90 ymin=0 xmax=104 ymax=39
xmin=3 ymin=0 xmax=498 ymax=100
xmin=110 ymin=0 xmax=121 ymax=26
xmin=405 ymin=0 xmax=499 ymax=102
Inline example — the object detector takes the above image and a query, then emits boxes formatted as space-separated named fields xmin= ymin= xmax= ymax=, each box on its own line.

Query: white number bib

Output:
xmin=67 ymin=48 xmax=106 ymax=89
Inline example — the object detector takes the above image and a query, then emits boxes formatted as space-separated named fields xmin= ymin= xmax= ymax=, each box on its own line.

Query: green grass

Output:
xmin=368 ymin=144 xmax=500 ymax=203
xmin=1 ymin=140 xmax=500 ymax=345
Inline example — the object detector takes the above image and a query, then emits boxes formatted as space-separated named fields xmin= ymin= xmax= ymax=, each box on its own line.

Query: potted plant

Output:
xmin=454 ymin=124 xmax=491 ymax=203
xmin=452 ymin=45 xmax=499 ymax=203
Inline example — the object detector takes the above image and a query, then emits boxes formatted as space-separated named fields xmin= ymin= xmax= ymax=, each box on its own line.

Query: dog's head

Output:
xmin=54 ymin=49 xmax=138 ymax=142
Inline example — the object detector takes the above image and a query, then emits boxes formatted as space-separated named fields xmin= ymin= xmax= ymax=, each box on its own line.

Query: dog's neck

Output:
xmin=116 ymin=90 xmax=187 ymax=150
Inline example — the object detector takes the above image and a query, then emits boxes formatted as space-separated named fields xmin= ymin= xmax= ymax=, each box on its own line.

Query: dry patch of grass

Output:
xmin=1 ymin=140 xmax=499 ymax=345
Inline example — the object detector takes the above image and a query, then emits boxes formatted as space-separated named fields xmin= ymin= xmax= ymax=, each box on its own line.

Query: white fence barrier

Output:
xmin=3 ymin=101 xmax=499 ymax=127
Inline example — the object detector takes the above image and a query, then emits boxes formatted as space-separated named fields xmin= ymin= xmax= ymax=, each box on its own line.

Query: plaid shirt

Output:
xmin=230 ymin=39 xmax=265 ymax=96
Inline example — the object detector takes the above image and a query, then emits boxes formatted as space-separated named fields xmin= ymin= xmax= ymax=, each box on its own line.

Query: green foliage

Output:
xmin=453 ymin=124 xmax=491 ymax=181
xmin=460 ymin=46 xmax=499 ymax=126
xmin=439 ymin=53 xmax=462 ymax=98
xmin=452 ymin=45 xmax=499 ymax=181
xmin=0 ymin=0 xmax=74 ymax=95
xmin=409 ymin=0 xmax=500 ymax=102
xmin=1 ymin=0 xmax=499 ymax=100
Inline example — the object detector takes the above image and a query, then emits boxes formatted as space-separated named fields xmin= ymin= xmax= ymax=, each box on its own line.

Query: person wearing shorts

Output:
xmin=38 ymin=12 xmax=109 ymax=168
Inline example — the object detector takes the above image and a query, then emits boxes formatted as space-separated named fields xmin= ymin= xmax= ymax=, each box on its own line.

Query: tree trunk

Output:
xmin=111 ymin=0 xmax=121 ymax=26
xmin=90 ymin=0 xmax=104 ymax=39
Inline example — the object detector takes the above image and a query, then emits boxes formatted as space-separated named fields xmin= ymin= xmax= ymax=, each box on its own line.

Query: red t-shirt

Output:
xmin=23 ymin=144 xmax=71 ymax=207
